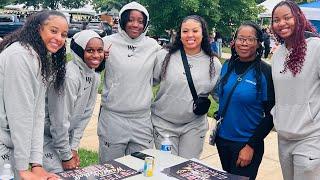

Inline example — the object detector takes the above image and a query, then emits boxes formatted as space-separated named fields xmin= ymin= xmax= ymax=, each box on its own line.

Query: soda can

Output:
xmin=143 ymin=156 xmax=154 ymax=177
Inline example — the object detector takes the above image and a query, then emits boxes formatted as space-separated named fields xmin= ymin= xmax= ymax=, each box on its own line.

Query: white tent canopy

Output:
xmin=258 ymin=0 xmax=282 ymax=18
xmin=301 ymin=7 xmax=320 ymax=21
xmin=4 ymin=4 xmax=26 ymax=10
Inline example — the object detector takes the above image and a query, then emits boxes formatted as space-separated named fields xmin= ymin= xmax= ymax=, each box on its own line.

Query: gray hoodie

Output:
xmin=152 ymin=49 xmax=222 ymax=124
xmin=100 ymin=2 xmax=161 ymax=117
xmin=45 ymin=30 xmax=101 ymax=161
xmin=0 ymin=42 xmax=46 ymax=170
xmin=271 ymin=37 xmax=320 ymax=140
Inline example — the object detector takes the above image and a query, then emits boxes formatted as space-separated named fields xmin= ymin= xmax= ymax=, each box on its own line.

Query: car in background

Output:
xmin=157 ymin=37 xmax=170 ymax=46
xmin=86 ymin=21 xmax=112 ymax=37
xmin=67 ymin=21 xmax=84 ymax=38
xmin=0 ymin=14 xmax=24 ymax=37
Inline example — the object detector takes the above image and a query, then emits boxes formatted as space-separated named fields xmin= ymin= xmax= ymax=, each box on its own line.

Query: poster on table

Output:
xmin=162 ymin=160 xmax=249 ymax=180
xmin=57 ymin=160 xmax=140 ymax=180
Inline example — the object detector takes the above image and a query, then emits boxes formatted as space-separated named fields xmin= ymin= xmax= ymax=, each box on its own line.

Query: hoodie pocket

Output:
xmin=153 ymin=94 xmax=195 ymax=124
xmin=273 ymin=103 xmax=314 ymax=139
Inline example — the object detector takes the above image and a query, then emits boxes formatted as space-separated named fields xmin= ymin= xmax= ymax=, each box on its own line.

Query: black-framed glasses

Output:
xmin=235 ymin=37 xmax=257 ymax=45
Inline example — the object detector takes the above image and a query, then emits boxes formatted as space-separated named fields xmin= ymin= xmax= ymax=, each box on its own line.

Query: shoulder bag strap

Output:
xmin=220 ymin=61 xmax=257 ymax=118
xmin=180 ymin=48 xmax=198 ymax=101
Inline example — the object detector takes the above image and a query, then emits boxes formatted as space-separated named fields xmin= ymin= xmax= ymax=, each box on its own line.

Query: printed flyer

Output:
xmin=57 ymin=160 xmax=140 ymax=180
xmin=162 ymin=160 xmax=249 ymax=180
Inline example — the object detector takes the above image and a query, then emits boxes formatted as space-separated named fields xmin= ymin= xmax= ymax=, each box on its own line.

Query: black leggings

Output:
xmin=216 ymin=136 xmax=264 ymax=180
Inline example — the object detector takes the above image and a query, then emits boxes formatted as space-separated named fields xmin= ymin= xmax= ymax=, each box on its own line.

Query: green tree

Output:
xmin=0 ymin=0 xmax=13 ymax=7
xmin=92 ymin=0 xmax=132 ymax=12
xmin=15 ymin=0 xmax=89 ymax=10
xmin=216 ymin=0 xmax=263 ymax=40
xmin=141 ymin=0 xmax=220 ymax=37
xmin=137 ymin=0 xmax=263 ymax=39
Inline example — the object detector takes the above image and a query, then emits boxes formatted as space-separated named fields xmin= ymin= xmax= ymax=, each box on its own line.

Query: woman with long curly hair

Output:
xmin=151 ymin=15 xmax=221 ymax=159
xmin=271 ymin=1 xmax=320 ymax=179
xmin=215 ymin=21 xmax=274 ymax=180
xmin=0 ymin=10 xmax=67 ymax=179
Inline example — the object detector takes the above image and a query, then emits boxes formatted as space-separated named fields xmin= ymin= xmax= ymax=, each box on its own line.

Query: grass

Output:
xmin=78 ymin=149 xmax=98 ymax=167
xmin=222 ymin=47 xmax=231 ymax=54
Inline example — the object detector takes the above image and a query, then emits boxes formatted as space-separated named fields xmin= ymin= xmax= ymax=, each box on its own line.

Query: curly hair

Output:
xmin=220 ymin=21 xmax=264 ymax=99
xmin=0 ymin=10 xmax=67 ymax=92
xmin=271 ymin=0 xmax=317 ymax=76
xmin=160 ymin=15 xmax=217 ymax=80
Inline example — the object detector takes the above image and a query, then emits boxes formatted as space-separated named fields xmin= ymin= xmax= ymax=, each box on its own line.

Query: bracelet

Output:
xmin=31 ymin=164 xmax=42 ymax=169
xmin=61 ymin=156 xmax=73 ymax=162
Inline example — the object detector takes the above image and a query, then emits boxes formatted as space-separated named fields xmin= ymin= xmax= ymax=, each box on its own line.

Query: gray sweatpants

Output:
xmin=152 ymin=114 xmax=208 ymax=159
xmin=98 ymin=109 xmax=154 ymax=164
xmin=42 ymin=136 xmax=63 ymax=173
xmin=0 ymin=144 xmax=19 ymax=179
xmin=278 ymin=135 xmax=320 ymax=180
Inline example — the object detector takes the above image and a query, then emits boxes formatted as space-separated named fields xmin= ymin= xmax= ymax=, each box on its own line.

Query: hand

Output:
xmin=104 ymin=44 xmax=112 ymax=59
xmin=62 ymin=156 xmax=78 ymax=170
xmin=19 ymin=170 xmax=42 ymax=180
xmin=236 ymin=144 xmax=254 ymax=167
xmin=72 ymin=150 xmax=80 ymax=167
xmin=31 ymin=167 xmax=60 ymax=180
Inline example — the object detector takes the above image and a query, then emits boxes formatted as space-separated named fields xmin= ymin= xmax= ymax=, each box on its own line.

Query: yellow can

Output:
xmin=143 ymin=156 xmax=154 ymax=177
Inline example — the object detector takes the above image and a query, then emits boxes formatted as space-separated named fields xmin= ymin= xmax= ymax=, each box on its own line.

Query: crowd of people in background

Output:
xmin=0 ymin=0 xmax=319 ymax=179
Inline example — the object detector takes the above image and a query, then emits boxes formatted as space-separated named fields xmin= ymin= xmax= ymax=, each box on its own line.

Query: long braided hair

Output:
xmin=219 ymin=21 xmax=264 ymax=99
xmin=271 ymin=0 xmax=317 ymax=76
xmin=0 ymin=10 xmax=67 ymax=92
xmin=160 ymin=15 xmax=218 ymax=80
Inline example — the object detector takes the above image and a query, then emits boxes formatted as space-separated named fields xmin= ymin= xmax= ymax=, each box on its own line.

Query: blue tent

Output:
xmin=300 ymin=1 xmax=320 ymax=32
xmin=300 ymin=1 xmax=320 ymax=8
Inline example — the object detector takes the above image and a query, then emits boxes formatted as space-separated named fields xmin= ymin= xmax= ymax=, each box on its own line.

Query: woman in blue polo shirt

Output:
xmin=215 ymin=21 xmax=275 ymax=179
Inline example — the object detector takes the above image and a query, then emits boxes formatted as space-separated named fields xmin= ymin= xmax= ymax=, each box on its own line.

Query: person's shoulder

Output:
xmin=5 ymin=42 xmax=27 ymax=53
xmin=145 ymin=36 xmax=159 ymax=45
xmin=102 ymin=33 xmax=120 ymax=42
xmin=260 ymin=59 xmax=271 ymax=70
xmin=2 ymin=42 xmax=36 ymax=59
xmin=65 ymin=60 xmax=81 ymax=80
xmin=306 ymin=36 xmax=320 ymax=44
xmin=260 ymin=59 xmax=272 ymax=78
xmin=220 ymin=59 xmax=230 ymax=71
xmin=306 ymin=36 xmax=320 ymax=52
xmin=157 ymin=48 xmax=168 ymax=56
xmin=260 ymin=59 xmax=271 ymax=67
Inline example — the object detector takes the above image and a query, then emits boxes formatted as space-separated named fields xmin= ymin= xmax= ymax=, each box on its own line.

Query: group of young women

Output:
xmin=0 ymin=0 xmax=319 ymax=179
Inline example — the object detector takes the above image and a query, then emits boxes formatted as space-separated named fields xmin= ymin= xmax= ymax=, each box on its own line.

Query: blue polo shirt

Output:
xmin=217 ymin=60 xmax=269 ymax=142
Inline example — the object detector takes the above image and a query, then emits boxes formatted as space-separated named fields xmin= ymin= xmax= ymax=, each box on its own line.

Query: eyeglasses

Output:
xmin=235 ymin=37 xmax=257 ymax=45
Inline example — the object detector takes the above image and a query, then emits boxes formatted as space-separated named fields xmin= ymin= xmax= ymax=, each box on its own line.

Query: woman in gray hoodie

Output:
xmin=98 ymin=2 xmax=161 ymax=162
xmin=152 ymin=15 xmax=221 ymax=159
xmin=0 ymin=10 xmax=67 ymax=180
xmin=271 ymin=1 xmax=320 ymax=179
xmin=43 ymin=30 xmax=105 ymax=173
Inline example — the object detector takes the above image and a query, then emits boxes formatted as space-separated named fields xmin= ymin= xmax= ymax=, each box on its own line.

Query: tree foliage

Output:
xmin=217 ymin=0 xmax=263 ymax=39
xmin=140 ymin=0 xmax=220 ymax=36
xmin=15 ymin=0 xmax=89 ymax=10
xmin=92 ymin=0 xmax=131 ymax=12
xmin=0 ymin=0 xmax=13 ymax=7
xmin=138 ymin=0 xmax=262 ymax=38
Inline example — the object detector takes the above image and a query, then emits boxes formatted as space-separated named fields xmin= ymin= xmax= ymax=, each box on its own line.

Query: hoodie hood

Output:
xmin=70 ymin=30 xmax=102 ymax=71
xmin=118 ymin=1 xmax=149 ymax=41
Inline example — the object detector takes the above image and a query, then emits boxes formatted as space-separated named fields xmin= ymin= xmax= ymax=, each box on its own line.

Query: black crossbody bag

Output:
xmin=180 ymin=48 xmax=211 ymax=115
xmin=209 ymin=60 xmax=257 ymax=145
